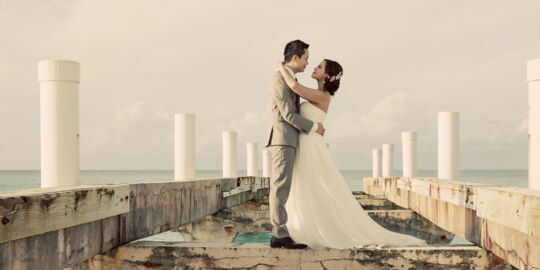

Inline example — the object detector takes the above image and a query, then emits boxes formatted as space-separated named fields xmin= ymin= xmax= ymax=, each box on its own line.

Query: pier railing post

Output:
xmin=246 ymin=142 xmax=258 ymax=177
xmin=372 ymin=148 xmax=382 ymax=177
xmin=262 ymin=149 xmax=271 ymax=178
xmin=175 ymin=113 xmax=195 ymax=180
xmin=382 ymin=144 xmax=394 ymax=177
xmin=528 ymin=58 xmax=540 ymax=189
xmin=438 ymin=112 xmax=459 ymax=180
xmin=401 ymin=131 xmax=417 ymax=178
xmin=39 ymin=60 xmax=80 ymax=188
xmin=222 ymin=131 xmax=237 ymax=178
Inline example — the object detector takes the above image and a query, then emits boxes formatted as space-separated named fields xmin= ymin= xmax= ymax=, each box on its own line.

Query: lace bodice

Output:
xmin=300 ymin=102 xmax=326 ymax=123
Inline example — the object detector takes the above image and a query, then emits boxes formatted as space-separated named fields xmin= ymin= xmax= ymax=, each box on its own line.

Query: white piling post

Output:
xmin=262 ymin=149 xmax=272 ymax=178
xmin=39 ymin=60 xmax=80 ymax=188
xmin=38 ymin=60 xmax=80 ymax=187
xmin=247 ymin=142 xmax=259 ymax=176
xmin=528 ymin=59 xmax=540 ymax=189
xmin=175 ymin=113 xmax=195 ymax=180
xmin=222 ymin=131 xmax=237 ymax=178
xmin=401 ymin=131 xmax=418 ymax=178
xmin=372 ymin=149 xmax=382 ymax=177
xmin=438 ymin=112 xmax=460 ymax=180
xmin=382 ymin=144 xmax=394 ymax=177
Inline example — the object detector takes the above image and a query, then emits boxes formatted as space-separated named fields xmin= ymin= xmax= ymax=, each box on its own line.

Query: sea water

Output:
xmin=0 ymin=169 xmax=528 ymax=192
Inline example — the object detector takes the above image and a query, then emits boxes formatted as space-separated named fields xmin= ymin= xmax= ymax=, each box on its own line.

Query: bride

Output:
xmin=276 ymin=60 xmax=426 ymax=249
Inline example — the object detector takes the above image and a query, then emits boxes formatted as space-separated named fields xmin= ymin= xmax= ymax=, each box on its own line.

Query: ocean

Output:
xmin=0 ymin=170 xmax=528 ymax=192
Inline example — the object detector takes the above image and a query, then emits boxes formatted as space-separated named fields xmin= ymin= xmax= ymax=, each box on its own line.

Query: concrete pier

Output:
xmin=71 ymin=243 xmax=501 ymax=270
xmin=364 ymin=177 xmax=539 ymax=270
xmin=66 ymin=190 xmax=510 ymax=270
xmin=1 ymin=176 xmax=517 ymax=269
xmin=0 ymin=177 xmax=267 ymax=269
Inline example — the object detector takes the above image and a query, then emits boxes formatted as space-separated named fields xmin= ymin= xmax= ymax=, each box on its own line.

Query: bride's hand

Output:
xmin=276 ymin=61 xmax=285 ymax=72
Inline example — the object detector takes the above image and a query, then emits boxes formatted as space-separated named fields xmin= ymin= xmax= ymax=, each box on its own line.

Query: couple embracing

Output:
xmin=265 ymin=40 xmax=426 ymax=249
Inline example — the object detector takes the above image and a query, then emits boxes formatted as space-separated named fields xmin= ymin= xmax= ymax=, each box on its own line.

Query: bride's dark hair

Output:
xmin=323 ymin=59 xmax=343 ymax=96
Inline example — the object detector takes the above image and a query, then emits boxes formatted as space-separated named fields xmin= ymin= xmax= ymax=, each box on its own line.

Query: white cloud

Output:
xmin=83 ymin=101 xmax=144 ymax=152
xmin=328 ymin=91 xmax=409 ymax=140
xmin=155 ymin=108 xmax=170 ymax=121
xmin=150 ymin=131 xmax=173 ymax=147
xmin=110 ymin=101 xmax=144 ymax=137
xmin=488 ymin=117 xmax=528 ymax=143
xmin=513 ymin=117 xmax=528 ymax=138
xmin=201 ymin=111 xmax=269 ymax=146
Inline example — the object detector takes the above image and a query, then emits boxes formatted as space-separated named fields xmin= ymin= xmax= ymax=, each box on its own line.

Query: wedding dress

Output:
xmin=285 ymin=102 xmax=426 ymax=248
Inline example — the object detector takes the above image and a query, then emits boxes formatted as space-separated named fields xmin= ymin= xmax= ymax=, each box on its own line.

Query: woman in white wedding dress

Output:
xmin=277 ymin=60 xmax=426 ymax=249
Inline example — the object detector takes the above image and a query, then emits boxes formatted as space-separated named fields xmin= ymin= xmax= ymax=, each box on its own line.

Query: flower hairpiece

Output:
xmin=329 ymin=71 xmax=343 ymax=82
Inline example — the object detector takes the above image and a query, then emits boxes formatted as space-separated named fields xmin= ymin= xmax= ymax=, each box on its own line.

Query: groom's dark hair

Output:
xmin=284 ymin=40 xmax=309 ymax=63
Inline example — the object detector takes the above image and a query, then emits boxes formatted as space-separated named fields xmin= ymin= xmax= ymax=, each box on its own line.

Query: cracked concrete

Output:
xmin=364 ymin=177 xmax=534 ymax=270
xmin=68 ymin=242 xmax=510 ymax=270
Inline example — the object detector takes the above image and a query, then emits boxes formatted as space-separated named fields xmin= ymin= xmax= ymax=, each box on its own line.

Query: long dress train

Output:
xmin=285 ymin=102 xmax=426 ymax=248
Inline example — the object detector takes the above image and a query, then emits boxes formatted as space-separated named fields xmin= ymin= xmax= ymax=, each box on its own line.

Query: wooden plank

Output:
xmin=0 ymin=184 xmax=129 ymax=243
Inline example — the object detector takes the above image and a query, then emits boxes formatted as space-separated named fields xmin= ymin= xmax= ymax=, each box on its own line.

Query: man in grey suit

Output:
xmin=265 ymin=40 xmax=325 ymax=249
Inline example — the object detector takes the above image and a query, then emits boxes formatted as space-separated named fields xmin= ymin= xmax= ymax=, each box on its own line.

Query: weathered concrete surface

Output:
xmin=363 ymin=177 xmax=540 ymax=270
xmin=0 ymin=184 xmax=129 ymax=243
xmin=175 ymin=209 xmax=272 ymax=243
xmin=173 ymin=207 xmax=454 ymax=246
xmin=358 ymin=198 xmax=403 ymax=210
xmin=0 ymin=177 xmax=269 ymax=270
xmin=222 ymin=177 xmax=269 ymax=209
xmin=169 ymin=191 xmax=455 ymax=245
xmin=67 ymin=242 xmax=511 ymax=270
xmin=368 ymin=210 xmax=454 ymax=245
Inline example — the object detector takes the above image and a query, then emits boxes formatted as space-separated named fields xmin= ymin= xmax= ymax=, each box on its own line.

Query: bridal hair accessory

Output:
xmin=329 ymin=71 xmax=343 ymax=82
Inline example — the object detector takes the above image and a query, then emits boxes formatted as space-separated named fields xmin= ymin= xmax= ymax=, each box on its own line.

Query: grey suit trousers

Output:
xmin=268 ymin=145 xmax=296 ymax=238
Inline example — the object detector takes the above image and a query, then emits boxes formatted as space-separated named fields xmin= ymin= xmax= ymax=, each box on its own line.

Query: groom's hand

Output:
xmin=315 ymin=123 xmax=325 ymax=136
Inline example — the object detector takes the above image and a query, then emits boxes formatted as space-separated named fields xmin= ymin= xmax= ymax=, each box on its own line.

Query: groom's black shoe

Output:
xmin=270 ymin=236 xmax=308 ymax=249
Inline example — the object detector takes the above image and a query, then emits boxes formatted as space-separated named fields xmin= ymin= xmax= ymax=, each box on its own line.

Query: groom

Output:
xmin=265 ymin=40 xmax=325 ymax=249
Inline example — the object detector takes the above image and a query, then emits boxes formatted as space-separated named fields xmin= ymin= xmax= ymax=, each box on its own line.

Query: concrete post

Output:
xmin=246 ymin=142 xmax=258 ymax=176
xmin=372 ymin=149 xmax=382 ymax=177
xmin=401 ymin=131 xmax=418 ymax=178
xmin=262 ymin=149 xmax=271 ymax=178
xmin=175 ymin=113 xmax=195 ymax=180
xmin=39 ymin=60 xmax=80 ymax=188
xmin=382 ymin=144 xmax=394 ymax=177
xmin=528 ymin=58 xmax=540 ymax=189
xmin=222 ymin=131 xmax=237 ymax=178
xmin=438 ymin=112 xmax=459 ymax=180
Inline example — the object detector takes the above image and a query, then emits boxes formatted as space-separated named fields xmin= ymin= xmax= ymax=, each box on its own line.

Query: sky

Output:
xmin=1 ymin=1 xmax=540 ymax=170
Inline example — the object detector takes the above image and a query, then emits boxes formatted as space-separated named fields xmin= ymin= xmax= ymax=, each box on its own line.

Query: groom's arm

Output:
xmin=271 ymin=75 xmax=315 ymax=133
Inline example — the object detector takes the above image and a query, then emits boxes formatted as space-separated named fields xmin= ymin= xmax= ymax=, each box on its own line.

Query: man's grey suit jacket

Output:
xmin=265 ymin=71 xmax=314 ymax=148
